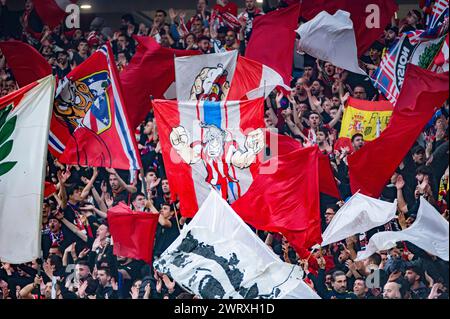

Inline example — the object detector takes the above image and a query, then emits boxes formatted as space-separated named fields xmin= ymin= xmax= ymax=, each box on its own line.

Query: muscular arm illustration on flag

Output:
xmin=169 ymin=121 xmax=264 ymax=201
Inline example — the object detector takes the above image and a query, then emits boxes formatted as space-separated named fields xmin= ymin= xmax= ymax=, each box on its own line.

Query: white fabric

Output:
xmin=175 ymin=51 xmax=238 ymax=101
xmin=246 ymin=65 xmax=291 ymax=99
xmin=296 ymin=10 xmax=366 ymax=75
xmin=321 ymin=193 xmax=397 ymax=246
xmin=0 ymin=75 xmax=55 ymax=264
xmin=154 ymin=190 xmax=320 ymax=299
xmin=356 ymin=197 xmax=449 ymax=261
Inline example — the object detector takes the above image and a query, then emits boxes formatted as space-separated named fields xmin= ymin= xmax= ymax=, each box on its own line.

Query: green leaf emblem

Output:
xmin=0 ymin=105 xmax=17 ymax=176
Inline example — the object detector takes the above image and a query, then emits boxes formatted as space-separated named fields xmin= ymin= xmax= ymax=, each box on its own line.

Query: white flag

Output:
xmin=154 ymin=190 xmax=320 ymax=299
xmin=321 ymin=193 xmax=397 ymax=246
xmin=356 ymin=197 xmax=449 ymax=261
xmin=0 ymin=75 xmax=55 ymax=264
xmin=296 ymin=10 xmax=366 ymax=75
xmin=175 ymin=50 xmax=238 ymax=101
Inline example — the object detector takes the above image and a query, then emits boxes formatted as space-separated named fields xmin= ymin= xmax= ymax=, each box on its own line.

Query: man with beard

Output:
xmin=224 ymin=30 xmax=239 ymax=51
xmin=238 ymin=0 xmax=264 ymax=42
xmin=55 ymin=51 xmax=71 ymax=79
xmin=384 ymin=25 xmax=399 ymax=49
xmin=19 ymin=275 xmax=63 ymax=299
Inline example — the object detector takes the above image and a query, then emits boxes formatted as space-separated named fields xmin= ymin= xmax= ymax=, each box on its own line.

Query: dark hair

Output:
xmin=326 ymin=204 xmax=339 ymax=212
xmin=368 ymin=253 xmax=382 ymax=266
xmin=351 ymin=133 xmax=364 ymax=142
xmin=176 ymin=292 xmax=196 ymax=299
xmin=131 ymin=192 xmax=146 ymax=202
xmin=416 ymin=165 xmax=433 ymax=177
xmin=156 ymin=9 xmax=168 ymax=17
xmin=412 ymin=145 xmax=425 ymax=155
xmin=318 ymin=127 xmax=330 ymax=136
xmin=354 ymin=85 xmax=366 ymax=91
xmin=393 ymin=277 xmax=410 ymax=298
xmin=97 ymin=266 xmax=111 ymax=277
xmin=198 ymin=35 xmax=210 ymax=42
xmin=48 ymin=254 xmax=63 ymax=270
xmin=308 ymin=111 xmax=320 ymax=119
xmin=76 ymin=260 xmax=90 ymax=267
xmin=406 ymin=265 xmax=424 ymax=280
xmin=121 ymin=14 xmax=135 ymax=23
xmin=331 ymin=270 xmax=346 ymax=282
xmin=66 ymin=185 xmax=80 ymax=198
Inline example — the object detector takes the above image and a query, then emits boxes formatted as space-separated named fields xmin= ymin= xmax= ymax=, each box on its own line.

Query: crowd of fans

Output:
xmin=0 ymin=0 xmax=448 ymax=300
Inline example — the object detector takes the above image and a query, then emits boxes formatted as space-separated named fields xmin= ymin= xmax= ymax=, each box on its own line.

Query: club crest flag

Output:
xmin=339 ymin=97 xmax=393 ymax=142
xmin=175 ymin=51 xmax=238 ymax=102
xmin=0 ymin=75 xmax=55 ymax=264
xmin=154 ymin=190 xmax=320 ymax=299
xmin=152 ymin=98 xmax=265 ymax=217
xmin=49 ymin=44 xmax=141 ymax=170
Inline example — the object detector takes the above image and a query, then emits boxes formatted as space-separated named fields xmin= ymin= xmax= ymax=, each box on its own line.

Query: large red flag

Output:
xmin=348 ymin=64 xmax=449 ymax=198
xmin=120 ymin=36 xmax=200 ymax=130
xmin=107 ymin=203 xmax=159 ymax=263
xmin=0 ymin=41 xmax=51 ymax=87
xmin=232 ymin=146 xmax=322 ymax=258
xmin=319 ymin=154 xmax=341 ymax=199
xmin=245 ymin=3 xmax=300 ymax=86
xmin=32 ymin=0 xmax=77 ymax=29
xmin=300 ymin=0 xmax=398 ymax=56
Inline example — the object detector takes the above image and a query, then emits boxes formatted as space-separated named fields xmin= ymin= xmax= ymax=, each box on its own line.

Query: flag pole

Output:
xmin=173 ymin=202 xmax=182 ymax=232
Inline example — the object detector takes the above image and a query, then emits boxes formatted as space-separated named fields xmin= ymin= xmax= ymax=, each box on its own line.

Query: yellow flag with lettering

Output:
xmin=339 ymin=97 xmax=394 ymax=141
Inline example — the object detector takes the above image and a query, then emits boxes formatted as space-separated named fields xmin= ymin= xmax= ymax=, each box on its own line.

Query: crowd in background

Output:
xmin=0 ymin=0 xmax=448 ymax=300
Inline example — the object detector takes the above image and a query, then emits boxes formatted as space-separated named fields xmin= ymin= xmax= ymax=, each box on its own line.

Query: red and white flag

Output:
xmin=152 ymin=98 xmax=265 ymax=217
xmin=49 ymin=44 xmax=141 ymax=170
xmin=32 ymin=0 xmax=77 ymax=28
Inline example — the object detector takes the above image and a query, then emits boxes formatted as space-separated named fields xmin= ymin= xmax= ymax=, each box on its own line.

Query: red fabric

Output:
xmin=55 ymin=44 xmax=142 ymax=170
xmin=213 ymin=2 xmax=238 ymax=16
xmin=32 ymin=0 xmax=77 ymax=29
xmin=107 ymin=203 xmax=159 ymax=263
xmin=232 ymin=146 xmax=322 ymax=257
xmin=120 ymin=36 xmax=200 ymax=130
xmin=44 ymin=182 xmax=57 ymax=198
xmin=300 ymin=0 xmax=398 ymax=56
xmin=348 ymin=65 xmax=449 ymax=198
xmin=0 ymin=41 xmax=51 ymax=87
xmin=227 ymin=56 xmax=263 ymax=100
xmin=319 ymin=154 xmax=341 ymax=199
xmin=245 ymin=3 xmax=300 ymax=86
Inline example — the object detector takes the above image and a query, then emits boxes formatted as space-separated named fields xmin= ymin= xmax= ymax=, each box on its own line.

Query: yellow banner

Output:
xmin=339 ymin=97 xmax=394 ymax=141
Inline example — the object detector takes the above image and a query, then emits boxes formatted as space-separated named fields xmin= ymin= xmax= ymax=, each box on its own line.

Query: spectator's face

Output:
xmin=299 ymin=103 xmax=309 ymax=112
xmin=225 ymin=31 xmax=236 ymax=46
xmin=246 ymin=0 xmax=256 ymax=10
xmin=78 ymin=42 xmax=88 ymax=54
xmin=73 ymin=29 xmax=83 ymax=40
xmin=316 ymin=131 xmax=327 ymax=144
xmin=109 ymin=174 xmax=120 ymax=190
xmin=160 ymin=205 xmax=174 ymax=219
xmin=42 ymin=46 xmax=52 ymax=56
xmin=308 ymin=114 xmax=320 ymax=128
xmin=199 ymin=39 xmax=210 ymax=52
xmin=353 ymin=279 xmax=367 ymax=297
xmin=144 ymin=121 xmax=154 ymax=135
xmin=25 ymin=0 xmax=33 ymax=11
xmin=161 ymin=179 xmax=170 ymax=193
xmin=186 ymin=34 xmax=196 ymax=46
xmin=295 ymin=78 xmax=305 ymax=94
xmin=118 ymin=36 xmax=127 ymax=48
xmin=311 ymin=81 xmax=322 ymax=96
xmin=48 ymin=219 xmax=61 ymax=233
xmin=70 ymin=189 xmax=82 ymax=202
xmin=303 ymin=66 xmax=313 ymax=79
xmin=75 ymin=265 xmax=90 ymax=281
xmin=264 ymin=117 xmax=274 ymax=128
xmin=146 ymin=172 xmax=157 ymax=182
xmin=193 ymin=20 xmax=203 ymax=34
xmin=406 ymin=12 xmax=419 ymax=26
xmin=325 ymin=274 xmax=332 ymax=288
xmin=406 ymin=216 xmax=416 ymax=228
xmin=49 ymin=247 xmax=61 ymax=257
xmin=415 ymin=172 xmax=426 ymax=183
xmin=133 ymin=195 xmax=146 ymax=210
xmin=96 ymin=224 xmax=109 ymax=240
xmin=352 ymin=136 xmax=364 ymax=151
xmin=383 ymin=282 xmax=402 ymax=299
xmin=323 ymin=100 xmax=332 ymax=113
xmin=338 ymin=249 xmax=350 ymax=263
xmin=325 ymin=208 xmax=335 ymax=224
xmin=332 ymin=275 xmax=347 ymax=293
xmin=435 ymin=118 xmax=446 ymax=130
xmin=57 ymin=53 xmax=68 ymax=64
xmin=324 ymin=63 xmax=335 ymax=76
xmin=42 ymin=203 xmax=51 ymax=220
xmin=198 ymin=0 xmax=207 ymax=11
xmin=369 ymin=48 xmax=381 ymax=61
xmin=97 ymin=270 xmax=110 ymax=286
xmin=386 ymin=30 xmax=397 ymax=42
xmin=44 ymin=282 xmax=54 ymax=299
xmin=353 ymin=86 xmax=367 ymax=100
xmin=405 ymin=270 xmax=420 ymax=285
xmin=331 ymin=96 xmax=341 ymax=107
xmin=139 ymin=23 xmax=148 ymax=35
xmin=412 ymin=151 xmax=425 ymax=165
xmin=154 ymin=12 xmax=166 ymax=25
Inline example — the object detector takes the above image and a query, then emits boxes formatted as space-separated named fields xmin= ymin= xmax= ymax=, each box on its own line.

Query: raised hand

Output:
xmin=395 ymin=175 xmax=405 ymax=190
